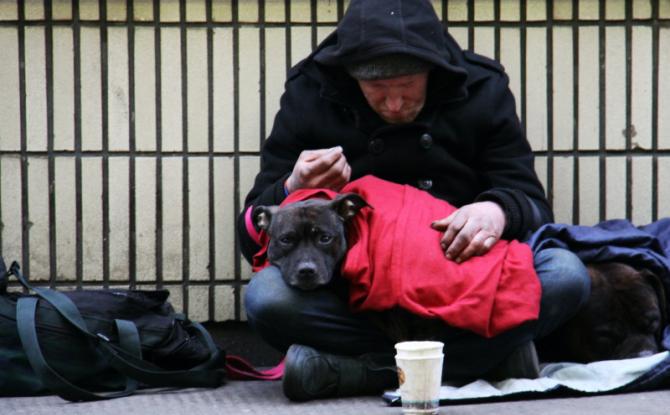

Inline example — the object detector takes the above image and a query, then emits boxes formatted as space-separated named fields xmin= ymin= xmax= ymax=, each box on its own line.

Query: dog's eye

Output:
xmin=319 ymin=234 xmax=333 ymax=244
xmin=279 ymin=235 xmax=295 ymax=245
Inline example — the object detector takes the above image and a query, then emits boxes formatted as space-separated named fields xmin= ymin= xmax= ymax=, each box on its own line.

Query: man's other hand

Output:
xmin=430 ymin=201 xmax=506 ymax=263
xmin=285 ymin=146 xmax=351 ymax=193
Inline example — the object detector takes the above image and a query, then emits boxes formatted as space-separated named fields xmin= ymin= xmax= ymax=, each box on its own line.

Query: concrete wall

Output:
xmin=0 ymin=0 xmax=669 ymax=321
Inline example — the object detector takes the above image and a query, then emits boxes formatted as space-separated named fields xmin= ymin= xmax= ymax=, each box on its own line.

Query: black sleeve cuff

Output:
xmin=254 ymin=172 xmax=291 ymax=207
xmin=475 ymin=188 xmax=551 ymax=240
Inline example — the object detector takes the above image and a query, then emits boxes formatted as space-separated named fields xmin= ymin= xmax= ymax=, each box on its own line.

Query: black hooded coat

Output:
xmin=238 ymin=0 xmax=553 ymax=262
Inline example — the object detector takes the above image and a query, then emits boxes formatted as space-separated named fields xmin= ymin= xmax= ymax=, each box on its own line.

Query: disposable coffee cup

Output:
xmin=394 ymin=341 xmax=444 ymax=415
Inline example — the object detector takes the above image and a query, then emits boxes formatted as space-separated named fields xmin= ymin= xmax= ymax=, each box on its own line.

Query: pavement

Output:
xmin=4 ymin=322 xmax=670 ymax=415
xmin=4 ymin=381 xmax=670 ymax=415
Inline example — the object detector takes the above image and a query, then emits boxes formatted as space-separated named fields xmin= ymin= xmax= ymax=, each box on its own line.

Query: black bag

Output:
xmin=0 ymin=257 xmax=226 ymax=401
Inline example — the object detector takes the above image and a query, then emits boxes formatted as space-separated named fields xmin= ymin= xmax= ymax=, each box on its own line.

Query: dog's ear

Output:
xmin=330 ymin=193 xmax=370 ymax=221
xmin=252 ymin=205 xmax=280 ymax=231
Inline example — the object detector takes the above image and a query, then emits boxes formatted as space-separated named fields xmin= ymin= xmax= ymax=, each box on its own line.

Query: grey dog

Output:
xmin=253 ymin=193 xmax=368 ymax=291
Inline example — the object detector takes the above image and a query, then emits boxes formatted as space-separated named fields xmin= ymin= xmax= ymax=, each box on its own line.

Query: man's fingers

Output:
xmin=454 ymin=232 xmax=496 ymax=263
xmin=445 ymin=221 xmax=478 ymax=261
xmin=439 ymin=213 xmax=466 ymax=250
xmin=342 ymin=163 xmax=352 ymax=182
xmin=329 ymin=158 xmax=352 ymax=190
xmin=327 ymin=163 xmax=352 ymax=191
xmin=332 ymin=152 xmax=349 ymax=175
xmin=300 ymin=146 xmax=343 ymax=161
xmin=483 ymin=235 xmax=497 ymax=251
xmin=312 ymin=155 xmax=350 ymax=189
xmin=303 ymin=147 xmax=343 ymax=176
xmin=288 ymin=147 xmax=346 ymax=192
xmin=431 ymin=211 xmax=456 ymax=231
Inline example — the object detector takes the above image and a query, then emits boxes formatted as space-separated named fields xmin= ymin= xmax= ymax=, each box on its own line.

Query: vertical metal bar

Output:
xmin=179 ymin=0 xmax=190 ymax=315
xmin=0 ymin=154 xmax=2 ymax=256
xmin=128 ymin=0 xmax=137 ymax=288
xmin=154 ymin=0 xmax=164 ymax=289
xmin=252 ymin=0 xmax=269 ymax=320
xmin=625 ymin=0 xmax=632 ymax=221
xmin=545 ymin=0 xmax=555 ymax=210
xmin=442 ymin=0 xmax=448 ymax=21
xmin=571 ymin=0 xmax=580 ymax=224
xmin=337 ymin=0 xmax=344 ymax=19
xmin=520 ymin=0 xmax=527 ymax=132
xmin=232 ymin=0 xmax=241 ymax=321
xmin=206 ymin=0 xmax=216 ymax=321
xmin=467 ymin=0 xmax=474 ymax=51
xmin=598 ymin=0 xmax=606 ymax=221
xmin=45 ymin=0 xmax=57 ymax=286
xmin=259 ymin=0 xmax=266 ymax=148
xmin=651 ymin=0 xmax=659 ymax=221
xmin=18 ymin=0 xmax=30 ymax=279
xmin=73 ymin=0 xmax=83 ymax=288
xmin=310 ymin=0 xmax=317 ymax=50
xmin=494 ymin=0 xmax=501 ymax=61
xmin=100 ymin=0 xmax=110 ymax=288
xmin=284 ymin=0 xmax=291 ymax=75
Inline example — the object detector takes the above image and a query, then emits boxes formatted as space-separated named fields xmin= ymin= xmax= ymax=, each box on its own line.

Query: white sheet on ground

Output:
xmin=438 ymin=351 xmax=669 ymax=400
xmin=387 ymin=351 xmax=669 ymax=402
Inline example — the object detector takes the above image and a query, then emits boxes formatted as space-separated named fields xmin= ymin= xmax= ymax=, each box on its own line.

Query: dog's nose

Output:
xmin=297 ymin=264 xmax=317 ymax=279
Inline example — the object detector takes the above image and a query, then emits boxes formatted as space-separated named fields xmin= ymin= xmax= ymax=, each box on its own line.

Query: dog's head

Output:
xmin=253 ymin=193 xmax=369 ymax=290
xmin=561 ymin=262 xmax=667 ymax=362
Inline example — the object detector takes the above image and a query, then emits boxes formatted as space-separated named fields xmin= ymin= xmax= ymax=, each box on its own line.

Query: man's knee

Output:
xmin=244 ymin=266 xmax=297 ymax=324
xmin=535 ymin=248 xmax=591 ymax=310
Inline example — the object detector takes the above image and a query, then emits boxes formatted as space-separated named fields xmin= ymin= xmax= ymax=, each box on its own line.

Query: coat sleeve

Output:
xmin=236 ymin=76 xmax=311 ymax=263
xmin=473 ymin=72 xmax=554 ymax=240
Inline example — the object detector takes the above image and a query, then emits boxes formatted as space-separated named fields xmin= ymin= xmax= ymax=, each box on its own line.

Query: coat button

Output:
xmin=417 ymin=179 xmax=433 ymax=190
xmin=419 ymin=133 xmax=433 ymax=150
xmin=368 ymin=139 xmax=385 ymax=155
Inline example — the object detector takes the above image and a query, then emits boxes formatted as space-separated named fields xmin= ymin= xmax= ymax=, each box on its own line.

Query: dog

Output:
xmin=253 ymin=193 xmax=368 ymax=291
xmin=539 ymin=262 xmax=667 ymax=363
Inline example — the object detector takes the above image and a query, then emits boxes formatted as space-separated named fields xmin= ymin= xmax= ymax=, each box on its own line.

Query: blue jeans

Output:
xmin=244 ymin=248 xmax=590 ymax=379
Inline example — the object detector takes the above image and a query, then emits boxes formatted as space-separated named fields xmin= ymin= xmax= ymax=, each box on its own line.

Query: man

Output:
xmin=238 ymin=0 xmax=590 ymax=401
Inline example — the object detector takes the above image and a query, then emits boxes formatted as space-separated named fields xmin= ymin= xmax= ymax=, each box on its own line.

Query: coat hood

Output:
xmin=313 ymin=0 xmax=467 ymax=84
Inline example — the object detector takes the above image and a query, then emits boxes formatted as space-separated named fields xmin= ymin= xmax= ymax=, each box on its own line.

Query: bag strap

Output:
xmin=95 ymin=337 xmax=225 ymax=388
xmin=10 ymin=262 xmax=225 ymax=401
xmin=10 ymin=262 xmax=93 ymax=338
xmin=17 ymin=297 xmax=141 ymax=401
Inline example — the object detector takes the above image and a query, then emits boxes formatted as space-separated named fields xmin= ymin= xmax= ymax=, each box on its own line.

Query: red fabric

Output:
xmin=253 ymin=176 xmax=540 ymax=338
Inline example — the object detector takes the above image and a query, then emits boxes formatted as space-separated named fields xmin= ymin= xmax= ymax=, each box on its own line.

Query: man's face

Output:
xmin=357 ymin=72 xmax=429 ymax=124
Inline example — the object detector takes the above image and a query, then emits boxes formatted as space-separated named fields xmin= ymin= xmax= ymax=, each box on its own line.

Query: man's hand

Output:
xmin=285 ymin=146 xmax=352 ymax=193
xmin=430 ymin=201 xmax=506 ymax=263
